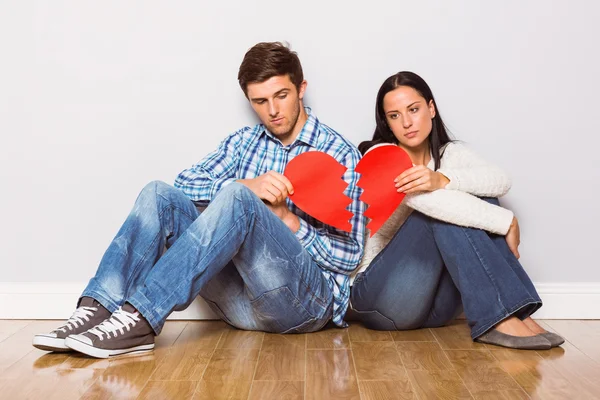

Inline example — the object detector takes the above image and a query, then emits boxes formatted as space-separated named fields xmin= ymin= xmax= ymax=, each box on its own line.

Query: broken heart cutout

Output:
xmin=284 ymin=145 xmax=412 ymax=236
xmin=356 ymin=145 xmax=413 ymax=236
xmin=284 ymin=151 xmax=354 ymax=232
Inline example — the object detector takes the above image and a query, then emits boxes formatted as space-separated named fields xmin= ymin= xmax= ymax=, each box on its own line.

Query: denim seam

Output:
xmin=350 ymin=307 xmax=399 ymax=330
xmin=460 ymin=226 xmax=509 ymax=316
xmin=156 ymin=190 xmax=199 ymax=226
xmin=202 ymin=298 xmax=236 ymax=327
xmin=361 ymin=213 xmax=433 ymax=282
xmin=151 ymin=189 xmax=330 ymax=324
xmin=123 ymin=193 xmax=197 ymax=300
xmin=252 ymin=217 xmax=331 ymax=309
xmin=151 ymin=209 xmax=247 ymax=321
xmin=127 ymin=290 xmax=162 ymax=335
xmin=251 ymin=285 xmax=319 ymax=331
xmin=471 ymin=297 xmax=541 ymax=339
xmin=122 ymin=230 xmax=161 ymax=301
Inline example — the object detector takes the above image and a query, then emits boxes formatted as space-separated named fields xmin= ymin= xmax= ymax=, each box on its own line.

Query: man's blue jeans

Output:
xmin=350 ymin=198 xmax=542 ymax=339
xmin=81 ymin=181 xmax=333 ymax=335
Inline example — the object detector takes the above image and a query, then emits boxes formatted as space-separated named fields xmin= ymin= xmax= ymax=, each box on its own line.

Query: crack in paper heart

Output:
xmin=284 ymin=146 xmax=412 ymax=236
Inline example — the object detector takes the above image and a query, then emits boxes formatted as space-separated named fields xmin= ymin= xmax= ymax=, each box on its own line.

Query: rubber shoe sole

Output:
xmin=65 ymin=336 xmax=155 ymax=359
xmin=32 ymin=334 xmax=72 ymax=352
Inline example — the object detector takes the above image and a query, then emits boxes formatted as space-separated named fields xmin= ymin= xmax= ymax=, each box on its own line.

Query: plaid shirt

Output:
xmin=174 ymin=108 xmax=366 ymax=327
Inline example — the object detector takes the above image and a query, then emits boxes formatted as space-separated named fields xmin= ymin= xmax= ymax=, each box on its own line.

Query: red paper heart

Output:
xmin=356 ymin=145 xmax=413 ymax=236
xmin=284 ymin=151 xmax=354 ymax=232
xmin=284 ymin=146 xmax=412 ymax=236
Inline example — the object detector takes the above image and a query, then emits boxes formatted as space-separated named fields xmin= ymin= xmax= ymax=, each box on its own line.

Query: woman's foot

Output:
xmin=522 ymin=317 xmax=547 ymax=334
xmin=476 ymin=329 xmax=551 ymax=350
xmin=475 ymin=316 xmax=562 ymax=349
xmin=522 ymin=317 xmax=565 ymax=347
xmin=494 ymin=316 xmax=537 ymax=337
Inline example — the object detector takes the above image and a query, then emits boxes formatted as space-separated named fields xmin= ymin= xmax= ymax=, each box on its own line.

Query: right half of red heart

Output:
xmin=356 ymin=145 xmax=413 ymax=236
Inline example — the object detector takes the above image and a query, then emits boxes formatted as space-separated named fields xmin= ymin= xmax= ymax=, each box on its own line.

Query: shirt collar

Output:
xmin=261 ymin=107 xmax=320 ymax=148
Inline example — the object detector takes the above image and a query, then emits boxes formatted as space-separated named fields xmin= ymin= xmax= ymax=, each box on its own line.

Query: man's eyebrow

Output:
xmin=251 ymin=88 xmax=290 ymax=102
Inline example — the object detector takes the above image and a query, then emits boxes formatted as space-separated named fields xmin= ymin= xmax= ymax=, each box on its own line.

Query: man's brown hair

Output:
xmin=238 ymin=42 xmax=304 ymax=97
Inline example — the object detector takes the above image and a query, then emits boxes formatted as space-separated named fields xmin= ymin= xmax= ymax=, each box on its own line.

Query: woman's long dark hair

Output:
xmin=358 ymin=71 xmax=453 ymax=170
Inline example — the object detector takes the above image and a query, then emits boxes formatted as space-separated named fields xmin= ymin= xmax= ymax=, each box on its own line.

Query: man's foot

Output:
xmin=64 ymin=303 xmax=155 ymax=359
xmin=33 ymin=297 xmax=111 ymax=352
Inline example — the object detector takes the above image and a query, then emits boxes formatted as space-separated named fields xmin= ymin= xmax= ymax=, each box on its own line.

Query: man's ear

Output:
xmin=298 ymin=80 xmax=307 ymax=100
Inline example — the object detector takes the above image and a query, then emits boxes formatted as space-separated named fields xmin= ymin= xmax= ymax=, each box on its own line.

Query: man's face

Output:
xmin=246 ymin=75 xmax=307 ymax=144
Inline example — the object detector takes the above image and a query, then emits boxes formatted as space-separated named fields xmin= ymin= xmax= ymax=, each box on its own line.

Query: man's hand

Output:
xmin=238 ymin=171 xmax=294 ymax=205
xmin=238 ymin=171 xmax=299 ymax=232
xmin=395 ymin=166 xmax=450 ymax=194
xmin=505 ymin=216 xmax=521 ymax=259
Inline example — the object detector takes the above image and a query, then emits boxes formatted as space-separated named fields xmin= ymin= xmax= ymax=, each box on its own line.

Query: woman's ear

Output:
xmin=429 ymin=99 xmax=436 ymax=119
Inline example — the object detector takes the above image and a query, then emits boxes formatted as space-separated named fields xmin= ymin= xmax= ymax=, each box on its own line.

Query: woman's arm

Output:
xmin=437 ymin=142 xmax=512 ymax=197
xmin=404 ymin=189 xmax=514 ymax=235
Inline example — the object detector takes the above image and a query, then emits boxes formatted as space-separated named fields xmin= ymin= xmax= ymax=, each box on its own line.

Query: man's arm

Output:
xmin=174 ymin=130 xmax=243 ymax=202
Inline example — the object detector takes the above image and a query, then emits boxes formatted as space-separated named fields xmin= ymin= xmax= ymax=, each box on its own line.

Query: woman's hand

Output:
xmin=505 ymin=216 xmax=521 ymax=259
xmin=395 ymin=166 xmax=450 ymax=194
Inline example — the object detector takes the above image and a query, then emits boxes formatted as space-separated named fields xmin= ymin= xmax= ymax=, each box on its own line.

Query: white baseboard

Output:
xmin=0 ymin=282 xmax=599 ymax=320
xmin=0 ymin=282 xmax=218 ymax=320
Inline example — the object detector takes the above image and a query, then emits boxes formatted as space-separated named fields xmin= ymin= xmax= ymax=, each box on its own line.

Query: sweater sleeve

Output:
xmin=404 ymin=189 xmax=514 ymax=235
xmin=437 ymin=143 xmax=512 ymax=197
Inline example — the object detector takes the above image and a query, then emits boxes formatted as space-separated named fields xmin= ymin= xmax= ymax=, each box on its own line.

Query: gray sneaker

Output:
xmin=64 ymin=304 xmax=155 ymax=359
xmin=33 ymin=297 xmax=110 ymax=352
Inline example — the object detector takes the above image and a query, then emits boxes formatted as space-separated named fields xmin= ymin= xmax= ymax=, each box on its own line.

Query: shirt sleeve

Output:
xmin=174 ymin=130 xmax=242 ymax=201
xmin=293 ymin=149 xmax=366 ymax=274
xmin=437 ymin=143 xmax=512 ymax=197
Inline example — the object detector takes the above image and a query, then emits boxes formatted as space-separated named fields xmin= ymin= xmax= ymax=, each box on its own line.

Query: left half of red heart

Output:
xmin=284 ymin=151 xmax=354 ymax=232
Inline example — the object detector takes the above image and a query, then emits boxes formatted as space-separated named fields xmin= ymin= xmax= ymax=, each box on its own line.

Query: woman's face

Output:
xmin=382 ymin=86 xmax=436 ymax=150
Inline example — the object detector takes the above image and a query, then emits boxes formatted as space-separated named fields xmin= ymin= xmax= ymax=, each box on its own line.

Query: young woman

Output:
xmin=349 ymin=71 xmax=563 ymax=349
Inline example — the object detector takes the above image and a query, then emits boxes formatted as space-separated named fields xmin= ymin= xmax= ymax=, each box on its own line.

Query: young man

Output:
xmin=33 ymin=42 xmax=366 ymax=358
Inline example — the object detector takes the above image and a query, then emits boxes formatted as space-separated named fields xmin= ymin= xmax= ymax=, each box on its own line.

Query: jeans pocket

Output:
xmin=250 ymin=286 xmax=320 ymax=334
xmin=351 ymin=308 xmax=397 ymax=331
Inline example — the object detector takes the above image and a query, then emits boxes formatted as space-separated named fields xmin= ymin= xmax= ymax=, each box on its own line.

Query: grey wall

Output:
xmin=1 ymin=1 xmax=599 ymax=283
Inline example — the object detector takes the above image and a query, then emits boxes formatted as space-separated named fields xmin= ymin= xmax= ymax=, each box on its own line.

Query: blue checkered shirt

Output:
xmin=174 ymin=108 xmax=366 ymax=327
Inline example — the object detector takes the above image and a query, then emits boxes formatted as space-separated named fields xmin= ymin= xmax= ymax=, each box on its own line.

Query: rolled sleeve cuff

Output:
xmin=294 ymin=217 xmax=317 ymax=247
xmin=493 ymin=208 xmax=515 ymax=236
xmin=438 ymin=168 xmax=459 ymax=190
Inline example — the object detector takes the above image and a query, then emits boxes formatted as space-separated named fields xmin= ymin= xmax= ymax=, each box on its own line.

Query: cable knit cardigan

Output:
xmin=354 ymin=141 xmax=514 ymax=279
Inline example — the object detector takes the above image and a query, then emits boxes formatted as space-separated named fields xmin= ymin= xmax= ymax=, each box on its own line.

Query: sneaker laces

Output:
xmin=87 ymin=307 xmax=139 ymax=341
xmin=55 ymin=306 xmax=98 ymax=333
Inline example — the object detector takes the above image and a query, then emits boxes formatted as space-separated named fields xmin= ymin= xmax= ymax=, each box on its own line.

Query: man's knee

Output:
xmin=213 ymin=182 xmax=258 ymax=209
xmin=219 ymin=182 xmax=253 ymax=198
xmin=139 ymin=180 xmax=172 ymax=199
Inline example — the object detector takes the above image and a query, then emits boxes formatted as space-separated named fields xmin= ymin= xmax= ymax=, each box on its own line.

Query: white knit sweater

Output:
xmin=353 ymin=141 xmax=514 ymax=279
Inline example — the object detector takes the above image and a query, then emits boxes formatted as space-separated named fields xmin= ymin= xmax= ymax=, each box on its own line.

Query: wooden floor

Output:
xmin=0 ymin=320 xmax=599 ymax=399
